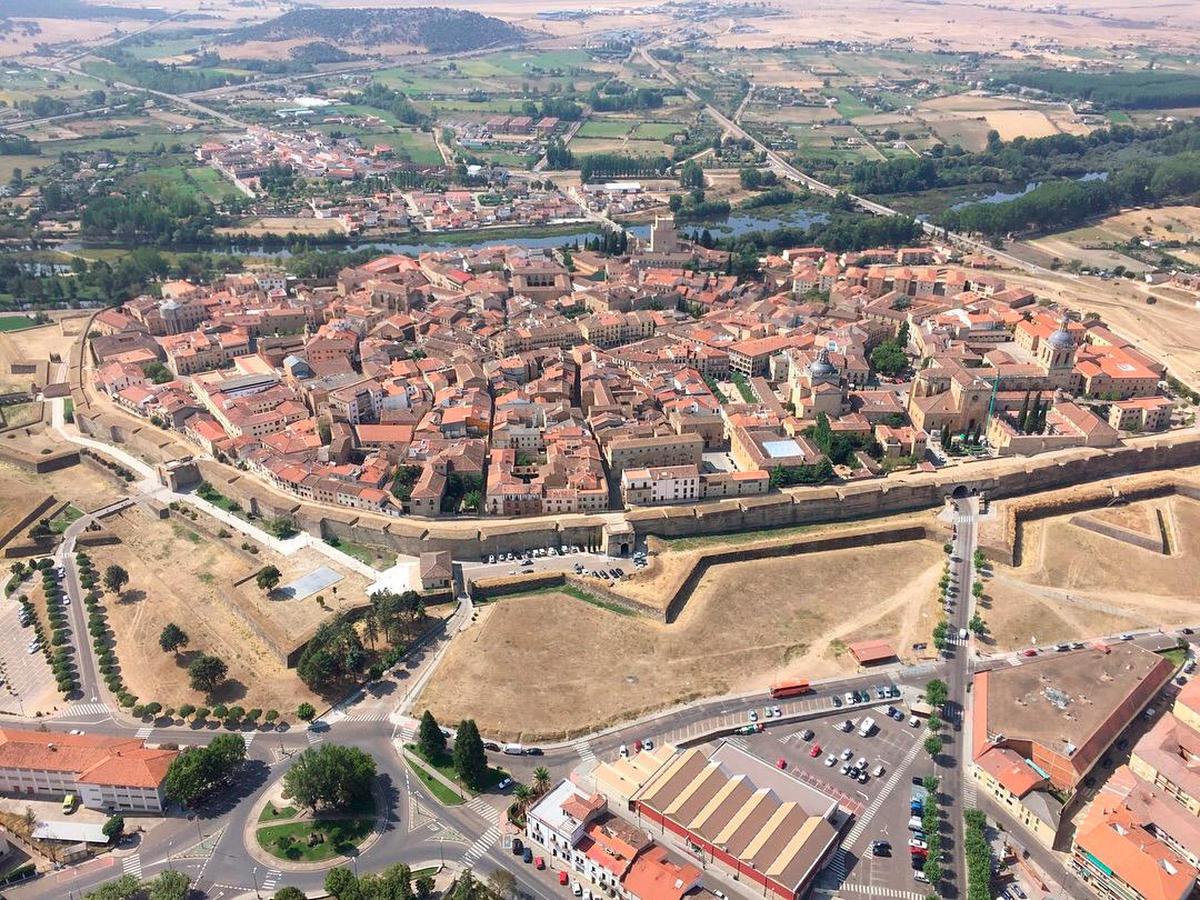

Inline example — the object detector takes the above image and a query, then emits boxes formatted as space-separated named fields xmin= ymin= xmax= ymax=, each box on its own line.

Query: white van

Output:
xmin=959 ymin=627 xmax=969 ymax=640
xmin=858 ymin=716 xmax=876 ymax=737
xmin=908 ymin=816 xmax=923 ymax=831
xmin=502 ymin=743 xmax=524 ymax=756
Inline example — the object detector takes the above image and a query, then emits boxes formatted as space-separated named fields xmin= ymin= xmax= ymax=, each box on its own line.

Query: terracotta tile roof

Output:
xmin=0 ymin=728 xmax=176 ymax=790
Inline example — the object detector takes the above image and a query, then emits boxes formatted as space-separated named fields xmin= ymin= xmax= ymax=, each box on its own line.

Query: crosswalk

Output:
xmin=306 ymin=727 xmax=325 ymax=746
xmin=835 ymin=883 xmax=928 ymax=900
xmin=342 ymin=712 xmax=390 ymax=723
xmin=59 ymin=702 xmax=110 ymax=717
xmin=466 ymin=796 xmax=501 ymax=824
xmin=825 ymin=848 xmax=848 ymax=882
xmin=134 ymin=726 xmax=154 ymax=740
xmin=462 ymin=825 xmax=500 ymax=865
xmin=843 ymin=738 xmax=923 ymax=850
xmin=575 ymin=740 xmax=596 ymax=764
xmin=121 ymin=854 xmax=142 ymax=879
xmin=243 ymin=732 xmax=256 ymax=750
xmin=261 ymin=869 xmax=281 ymax=893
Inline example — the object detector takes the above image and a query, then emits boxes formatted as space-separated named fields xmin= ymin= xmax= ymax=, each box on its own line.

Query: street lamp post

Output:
xmin=251 ymin=865 xmax=261 ymax=899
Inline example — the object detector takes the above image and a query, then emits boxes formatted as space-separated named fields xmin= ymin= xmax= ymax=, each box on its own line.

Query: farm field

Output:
xmin=419 ymin=537 xmax=943 ymax=740
xmin=90 ymin=505 xmax=373 ymax=713
xmin=1029 ymin=206 xmax=1200 ymax=270
xmin=983 ymin=496 xmax=1200 ymax=652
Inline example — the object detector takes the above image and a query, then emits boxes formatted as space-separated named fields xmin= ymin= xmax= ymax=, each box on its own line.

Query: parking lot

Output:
xmin=0 ymin=592 xmax=59 ymax=716
xmin=462 ymin=547 xmax=639 ymax=582
xmin=728 ymin=687 xmax=936 ymax=895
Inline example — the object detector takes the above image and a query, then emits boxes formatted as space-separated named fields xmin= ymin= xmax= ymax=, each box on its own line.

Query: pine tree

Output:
xmin=1017 ymin=391 xmax=1031 ymax=432
xmin=418 ymin=710 xmax=445 ymax=761
xmin=452 ymin=719 xmax=488 ymax=791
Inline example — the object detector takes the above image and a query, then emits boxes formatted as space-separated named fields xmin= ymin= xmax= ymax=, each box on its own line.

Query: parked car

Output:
xmin=776 ymin=758 xmax=788 ymax=770
xmin=799 ymin=729 xmax=814 ymax=741
xmin=824 ymin=754 xmax=837 ymax=767
xmin=559 ymin=872 xmax=569 ymax=886
xmin=512 ymin=838 xmax=524 ymax=855
xmin=523 ymin=848 xmax=533 ymax=864
xmin=871 ymin=840 xmax=891 ymax=856
xmin=809 ymin=744 xmax=822 ymax=758
xmin=535 ymin=856 xmax=545 ymax=870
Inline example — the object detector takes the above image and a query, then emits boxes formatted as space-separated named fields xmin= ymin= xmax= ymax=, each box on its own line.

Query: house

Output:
xmin=419 ymin=551 xmax=453 ymax=592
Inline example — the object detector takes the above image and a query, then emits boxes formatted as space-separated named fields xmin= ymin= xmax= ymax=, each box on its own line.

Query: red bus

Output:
xmin=769 ymin=680 xmax=811 ymax=699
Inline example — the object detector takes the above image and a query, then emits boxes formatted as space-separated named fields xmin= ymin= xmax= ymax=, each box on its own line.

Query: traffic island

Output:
xmin=244 ymin=775 xmax=387 ymax=872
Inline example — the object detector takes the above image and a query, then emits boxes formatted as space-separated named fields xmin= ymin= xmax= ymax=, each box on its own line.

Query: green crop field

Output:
xmin=577 ymin=120 xmax=632 ymax=139
xmin=632 ymin=121 xmax=684 ymax=140
xmin=0 ymin=316 xmax=40 ymax=333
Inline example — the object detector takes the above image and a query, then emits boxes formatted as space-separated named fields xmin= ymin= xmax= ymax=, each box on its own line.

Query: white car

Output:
xmin=841 ymin=748 xmax=853 ymax=760
xmin=824 ymin=754 xmax=837 ymax=767
xmin=748 ymin=710 xmax=758 ymax=722
xmin=26 ymin=644 xmax=39 ymax=655
xmin=856 ymin=757 xmax=867 ymax=770
xmin=619 ymin=744 xmax=629 ymax=758
xmin=69 ymin=729 xmax=84 ymax=735
xmin=909 ymin=837 xmax=928 ymax=850
xmin=572 ymin=883 xmax=583 ymax=897
xmin=773 ymin=705 xmax=781 ymax=717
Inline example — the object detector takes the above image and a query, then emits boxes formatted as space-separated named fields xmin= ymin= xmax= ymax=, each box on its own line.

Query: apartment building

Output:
xmin=0 ymin=728 xmax=177 ymax=813
xmin=604 ymin=433 xmax=703 ymax=478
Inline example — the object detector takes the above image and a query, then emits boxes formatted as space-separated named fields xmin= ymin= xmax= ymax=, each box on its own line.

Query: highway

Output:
xmin=635 ymin=47 xmax=1063 ymax=278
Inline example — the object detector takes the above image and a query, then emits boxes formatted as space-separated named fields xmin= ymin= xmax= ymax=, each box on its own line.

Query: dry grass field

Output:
xmin=0 ymin=461 xmax=123 ymax=516
xmin=419 ymin=538 xmax=944 ymax=739
xmin=982 ymin=496 xmax=1200 ymax=652
xmin=1000 ymin=267 xmax=1200 ymax=391
xmin=92 ymin=506 xmax=371 ymax=713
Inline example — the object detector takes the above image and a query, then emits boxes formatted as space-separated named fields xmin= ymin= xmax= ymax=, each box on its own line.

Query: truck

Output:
xmin=769 ymin=680 xmax=811 ymax=699
xmin=857 ymin=716 xmax=876 ymax=737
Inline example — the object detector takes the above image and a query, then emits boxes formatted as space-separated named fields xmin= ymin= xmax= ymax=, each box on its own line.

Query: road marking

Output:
xmin=462 ymin=825 xmax=500 ymax=865
xmin=306 ymin=729 xmax=324 ymax=746
xmin=243 ymin=732 xmax=255 ymax=750
xmin=575 ymin=740 xmax=596 ymax=763
xmin=58 ymin=702 xmax=111 ymax=717
xmin=121 ymin=854 xmax=143 ymax=879
xmin=134 ymin=726 xmax=154 ymax=740
xmin=835 ymin=883 xmax=927 ymax=900
xmin=343 ymin=712 xmax=390 ymax=722
xmin=261 ymin=869 xmax=281 ymax=892
xmin=467 ymin=796 xmax=501 ymax=824
xmin=843 ymin=737 xmax=923 ymax=850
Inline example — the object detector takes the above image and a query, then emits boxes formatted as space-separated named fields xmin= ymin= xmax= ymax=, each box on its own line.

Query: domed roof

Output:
xmin=1047 ymin=318 xmax=1075 ymax=350
xmin=809 ymin=348 xmax=837 ymax=378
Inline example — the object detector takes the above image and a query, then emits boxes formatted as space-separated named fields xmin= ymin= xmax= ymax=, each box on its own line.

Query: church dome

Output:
xmin=1047 ymin=321 xmax=1075 ymax=351
xmin=809 ymin=349 xmax=837 ymax=378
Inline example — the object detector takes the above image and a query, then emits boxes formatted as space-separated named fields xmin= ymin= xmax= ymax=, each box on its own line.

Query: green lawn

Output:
xmin=826 ymin=89 xmax=874 ymax=119
xmin=258 ymin=802 xmax=298 ymax=823
xmin=577 ymin=120 xmax=632 ymax=139
xmin=1160 ymin=647 xmax=1188 ymax=669
xmin=0 ymin=316 xmax=40 ymax=333
xmin=632 ymin=122 xmax=684 ymax=140
xmin=49 ymin=505 xmax=83 ymax=535
xmin=325 ymin=537 xmax=397 ymax=570
xmin=256 ymin=817 xmax=374 ymax=862
xmin=405 ymin=757 xmax=465 ymax=806
xmin=405 ymin=745 xmax=511 ymax=793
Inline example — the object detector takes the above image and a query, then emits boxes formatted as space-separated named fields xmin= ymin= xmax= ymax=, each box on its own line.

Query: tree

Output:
xmin=922 ymin=859 xmax=942 ymax=886
xmin=922 ymin=774 xmax=940 ymax=794
xmin=147 ymin=870 xmax=191 ymax=900
xmin=256 ymin=565 xmax=282 ymax=593
xmin=159 ymin=623 xmax=188 ymax=654
xmin=103 ymin=564 xmax=129 ymax=595
xmin=927 ymin=714 xmax=943 ymax=732
xmin=533 ymin=765 xmax=551 ymax=796
xmin=969 ymin=613 xmax=987 ymax=635
xmin=418 ymin=709 xmax=446 ymax=760
xmin=325 ymin=867 xmax=360 ymax=900
xmin=274 ymin=889 xmax=308 ymax=900
xmin=924 ymin=678 xmax=949 ymax=708
xmin=187 ymin=654 xmax=228 ymax=696
xmin=416 ymin=875 xmax=435 ymax=900
xmin=297 ymin=702 xmax=316 ymax=721
xmin=924 ymin=734 xmax=944 ymax=759
xmin=487 ymin=868 xmax=517 ymax=900
xmin=163 ymin=734 xmax=245 ymax=806
xmin=84 ymin=875 xmax=141 ymax=900
xmin=283 ymin=743 xmax=377 ymax=812
xmin=453 ymin=719 xmax=488 ymax=791
xmin=102 ymin=814 xmax=125 ymax=841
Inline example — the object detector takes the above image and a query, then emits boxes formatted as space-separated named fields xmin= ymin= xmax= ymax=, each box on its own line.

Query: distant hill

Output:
xmin=232 ymin=7 xmax=524 ymax=53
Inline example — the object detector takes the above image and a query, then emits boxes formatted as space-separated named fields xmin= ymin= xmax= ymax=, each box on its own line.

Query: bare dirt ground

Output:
xmin=419 ymin=539 xmax=944 ymax=740
xmin=1000 ymin=266 xmax=1200 ymax=392
xmin=982 ymin=496 xmax=1200 ymax=652
xmin=0 ymin=461 xmax=124 ymax=516
xmin=92 ymin=506 xmax=369 ymax=714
